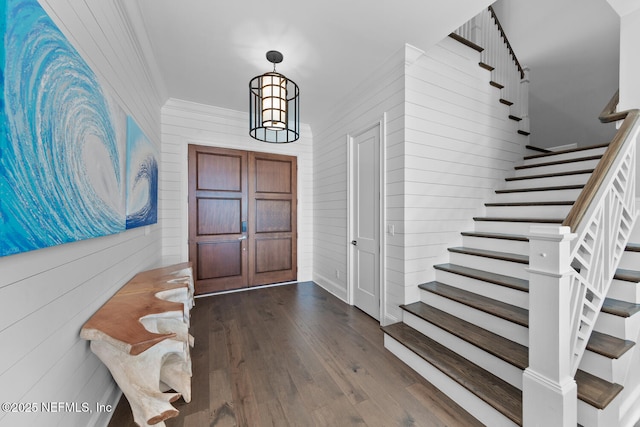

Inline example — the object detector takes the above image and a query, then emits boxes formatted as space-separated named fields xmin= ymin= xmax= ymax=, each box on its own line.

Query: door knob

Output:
xmin=351 ymin=240 xmax=357 ymax=246
xmin=238 ymin=235 xmax=247 ymax=240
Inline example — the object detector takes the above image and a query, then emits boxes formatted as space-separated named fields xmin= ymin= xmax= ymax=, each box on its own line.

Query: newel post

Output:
xmin=523 ymin=225 xmax=577 ymax=427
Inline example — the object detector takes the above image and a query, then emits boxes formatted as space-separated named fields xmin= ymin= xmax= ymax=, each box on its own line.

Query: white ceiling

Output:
xmin=136 ymin=0 xmax=491 ymax=127
xmin=136 ymin=0 xmax=622 ymax=146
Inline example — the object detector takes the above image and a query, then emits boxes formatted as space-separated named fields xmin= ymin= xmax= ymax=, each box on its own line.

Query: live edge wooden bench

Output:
xmin=81 ymin=262 xmax=195 ymax=427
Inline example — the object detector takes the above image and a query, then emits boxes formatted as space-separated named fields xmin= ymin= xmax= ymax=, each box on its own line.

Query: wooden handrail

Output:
xmin=488 ymin=6 xmax=525 ymax=79
xmin=562 ymin=92 xmax=639 ymax=230
xmin=599 ymin=90 xmax=634 ymax=123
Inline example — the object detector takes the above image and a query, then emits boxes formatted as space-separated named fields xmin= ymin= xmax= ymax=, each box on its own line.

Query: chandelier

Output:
xmin=249 ymin=50 xmax=300 ymax=143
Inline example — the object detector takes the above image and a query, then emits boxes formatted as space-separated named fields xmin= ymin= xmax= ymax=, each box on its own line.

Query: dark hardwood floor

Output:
xmin=107 ymin=282 xmax=483 ymax=427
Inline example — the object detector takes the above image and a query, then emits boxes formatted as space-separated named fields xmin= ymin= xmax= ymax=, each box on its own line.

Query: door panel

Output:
xmin=196 ymin=241 xmax=243 ymax=279
xmin=249 ymin=152 xmax=297 ymax=287
xmin=188 ymin=145 xmax=297 ymax=294
xmin=189 ymin=146 xmax=248 ymax=294
xmin=352 ymin=125 xmax=380 ymax=320
xmin=255 ymin=158 xmax=292 ymax=193
xmin=255 ymin=200 xmax=291 ymax=232
xmin=255 ymin=238 xmax=292 ymax=273
xmin=197 ymin=198 xmax=241 ymax=235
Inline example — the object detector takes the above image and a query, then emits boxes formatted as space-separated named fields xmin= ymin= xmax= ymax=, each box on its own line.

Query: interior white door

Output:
xmin=351 ymin=125 xmax=380 ymax=320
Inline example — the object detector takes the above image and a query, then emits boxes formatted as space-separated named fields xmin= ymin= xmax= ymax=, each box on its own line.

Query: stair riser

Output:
xmin=449 ymin=252 xmax=528 ymax=280
xmin=607 ymin=278 xmax=640 ymax=304
xmin=513 ymin=159 xmax=601 ymax=177
xmin=461 ymin=236 xmax=529 ymax=257
xmin=434 ymin=269 xmax=529 ymax=309
xmin=419 ymin=289 xmax=528 ymax=346
xmin=594 ymin=311 xmax=640 ymax=341
xmin=474 ymin=220 xmax=556 ymax=236
xmin=579 ymin=347 xmax=634 ymax=384
xmin=403 ymin=311 xmax=524 ymax=389
xmin=521 ymin=147 xmax=607 ymax=166
xmin=618 ymin=250 xmax=640 ymax=271
xmin=578 ymin=398 xmax=616 ymax=427
xmin=503 ymin=173 xmax=590 ymax=190
xmin=485 ymin=204 xmax=572 ymax=219
xmin=491 ymin=188 xmax=582 ymax=203
xmin=383 ymin=335 xmax=520 ymax=427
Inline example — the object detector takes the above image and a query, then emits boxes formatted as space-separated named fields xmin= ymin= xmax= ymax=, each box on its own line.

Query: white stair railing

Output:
xmin=524 ymin=96 xmax=640 ymax=426
xmin=453 ymin=6 xmax=529 ymax=134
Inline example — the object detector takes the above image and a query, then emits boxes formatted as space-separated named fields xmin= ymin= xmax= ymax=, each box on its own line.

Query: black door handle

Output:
xmin=351 ymin=240 xmax=357 ymax=246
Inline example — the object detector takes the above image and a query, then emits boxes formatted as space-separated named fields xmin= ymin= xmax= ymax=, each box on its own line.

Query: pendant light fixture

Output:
xmin=249 ymin=50 xmax=300 ymax=143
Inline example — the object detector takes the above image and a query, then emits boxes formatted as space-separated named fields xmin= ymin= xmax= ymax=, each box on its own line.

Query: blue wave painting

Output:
xmin=0 ymin=0 xmax=127 ymax=257
xmin=126 ymin=116 xmax=158 ymax=229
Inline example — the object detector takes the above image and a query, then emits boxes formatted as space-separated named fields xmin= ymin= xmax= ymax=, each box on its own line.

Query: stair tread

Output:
xmin=495 ymin=184 xmax=584 ymax=193
xmin=574 ymin=370 xmax=623 ymax=410
xmin=614 ymin=268 xmax=640 ymax=283
xmin=625 ymin=243 xmax=640 ymax=252
xmin=485 ymin=201 xmax=574 ymax=207
xmin=402 ymin=302 xmax=528 ymax=369
xmin=474 ymin=216 xmax=564 ymax=223
xmin=525 ymin=145 xmax=552 ymax=154
xmin=460 ymin=231 xmax=529 ymax=242
xmin=435 ymin=262 xmax=529 ymax=292
xmin=419 ymin=281 xmax=529 ymax=327
xmin=523 ymin=143 xmax=609 ymax=161
xmin=506 ymin=169 xmax=594 ymax=182
xmin=601 ymin=297 xmax=640 ymax=318
xmin=448 ymin=246 xmax=528 ymax=264
xmin=382 ymin=322 xmax=523 ymax=425
xmin=588 ymin=331 xmax=635 ymax=359
xmin=479 ymin=62 xmax=494 ymax=72
xmin=418 ymin=279 xmax=634 ymax=361
xmin=515 ymin=155 xmax=602 ymax=170
xmin=401 ymin=302 xmax=626 ymax=408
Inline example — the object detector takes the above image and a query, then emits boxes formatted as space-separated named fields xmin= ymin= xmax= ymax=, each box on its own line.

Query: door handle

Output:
xmin=238 ymin=235 xmax=247 ymax=240
xmin=351 ymin=240 xmax=357 ymax=246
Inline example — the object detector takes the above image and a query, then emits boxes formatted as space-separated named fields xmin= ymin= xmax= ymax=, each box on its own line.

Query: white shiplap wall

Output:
xmin=402 ymin=36 xmax=527 ymax=304
xmin=312 ymin=45 xmax=407 ymax=323
xmin=0 ymin=1 xmax=165 ymax=427
xmin=160 ymin=99 xmax=314 ymax=282
xmin=312 ymin=37 xmax=527 ymax=324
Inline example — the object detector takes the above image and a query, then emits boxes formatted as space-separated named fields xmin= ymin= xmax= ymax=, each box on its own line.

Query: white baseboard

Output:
xmin=92 ymin=381 xmax=121 ymax=427
xmin=312 ymin=273 xmax=348 ymax=303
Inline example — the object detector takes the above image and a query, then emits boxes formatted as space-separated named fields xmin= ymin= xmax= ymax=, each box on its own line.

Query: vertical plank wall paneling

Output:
xmin=0 ymin=1 xmax=164 ymax=427
xmin=312 ymin=38 xmax=527 ymax=324
xmin=160 ymin=100 xmax=314 ymax=283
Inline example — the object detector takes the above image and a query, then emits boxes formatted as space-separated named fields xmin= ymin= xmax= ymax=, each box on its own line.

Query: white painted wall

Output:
xmin=312 ymin=46 xmax=406 ymax=323
xmin=160 ymin=99 xmax=314 ymax=282
xmin=0 ymin=1 xmax=165 ymax=427
xmin=492 ymin=0 xmax=620 ymax=149
xmin=402 ymin=37 xmax=527 ymax=304
xmin=312 ymin=37 xmax=528 ymax=325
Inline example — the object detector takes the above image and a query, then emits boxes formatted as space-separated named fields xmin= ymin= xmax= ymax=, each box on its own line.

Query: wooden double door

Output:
xmin=188 ymin=145 xmax=297 ymax=295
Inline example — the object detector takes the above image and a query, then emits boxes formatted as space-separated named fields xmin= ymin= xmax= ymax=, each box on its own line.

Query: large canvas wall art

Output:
xmin=0 ymin=0 xmax=155 ymax=257
xmin=125 ymin=116 xmax=158 ymax=229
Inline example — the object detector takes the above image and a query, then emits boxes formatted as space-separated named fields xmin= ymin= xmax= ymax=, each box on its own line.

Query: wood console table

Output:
xmin=81 ymin=263 xmax=194 ymax=426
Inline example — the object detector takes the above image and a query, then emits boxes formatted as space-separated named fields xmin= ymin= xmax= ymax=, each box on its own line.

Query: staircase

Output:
xmin=382 ymin=143 xmax=640 ymax=426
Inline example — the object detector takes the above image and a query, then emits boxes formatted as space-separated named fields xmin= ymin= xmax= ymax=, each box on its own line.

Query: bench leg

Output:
xmin=90 ymin=339 xmax=185 ymax=426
